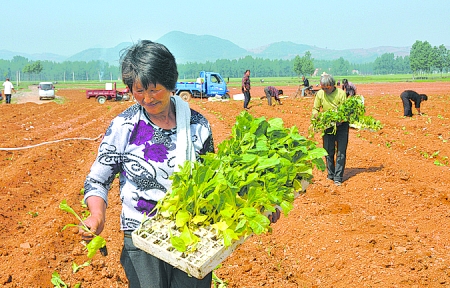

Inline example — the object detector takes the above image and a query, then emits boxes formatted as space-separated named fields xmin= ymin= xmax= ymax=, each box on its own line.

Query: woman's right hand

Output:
xmin=79 ymin=214 xmax=105 ymax=241
xmin=78 ymin=196 xmax=107 ymax=241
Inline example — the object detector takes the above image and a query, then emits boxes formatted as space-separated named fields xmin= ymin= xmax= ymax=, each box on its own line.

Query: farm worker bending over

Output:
xmin=263 ymin=86 xmax=283 ymax=106
xmin=312 ymin=74 xmax=349 ymax=186
xmin=341 ymin=79 xmax=357 ymax=97
xmin=400 ymin=90 xmax=428 ymax=117
xmin=79 ymin=40 xmax=281 ymax=288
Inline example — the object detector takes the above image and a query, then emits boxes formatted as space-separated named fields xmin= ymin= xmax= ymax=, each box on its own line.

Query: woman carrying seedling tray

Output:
xmin=312 ymin=74 xmax=349 ymax=186
xmin=79 ymin=40 xmax=216 ymax=288
xmin=78 ymin=40 xmax=281 ymax=288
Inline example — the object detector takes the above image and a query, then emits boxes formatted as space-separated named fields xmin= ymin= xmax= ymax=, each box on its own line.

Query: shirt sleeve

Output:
xmin=414 ymin=99 xmax=421 ymax=108
xmin=312 ymin=90 xmax=324 ymax=117
xmin=83 ymin=117 xmax=129 ymax=206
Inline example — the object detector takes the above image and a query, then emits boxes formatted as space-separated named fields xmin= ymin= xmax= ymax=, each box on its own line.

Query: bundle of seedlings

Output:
xmin=309 ymin=95 xmax=382 ymax=137
xmin=134 ymin=111 xmax=327 ymax=254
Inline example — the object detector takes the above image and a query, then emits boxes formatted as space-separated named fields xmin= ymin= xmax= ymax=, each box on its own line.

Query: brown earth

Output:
xmin=0 ymin=82 xmax=449 ymax=287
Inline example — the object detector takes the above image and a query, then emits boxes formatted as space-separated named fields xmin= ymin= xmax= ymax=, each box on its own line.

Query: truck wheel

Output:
xmin=97 ymin=96 xmax=107 ymax=104
xmin=222 ymin=93 xmax=230 ymax=99
xmin=179 ymin=91 xmax=192 ymax=102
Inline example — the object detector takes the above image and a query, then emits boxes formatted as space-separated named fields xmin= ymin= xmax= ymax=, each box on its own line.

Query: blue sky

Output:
xmin=6 ymin=0 xmax=450 ymax=56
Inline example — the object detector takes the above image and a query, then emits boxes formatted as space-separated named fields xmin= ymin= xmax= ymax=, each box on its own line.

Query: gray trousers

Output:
xmin=323 ymin=122 xmax=349 ymax=182
xmin=121 ymin=235 xmax=212 ymax=288
xmin=264 ymin=87 xmax=273 ymax=106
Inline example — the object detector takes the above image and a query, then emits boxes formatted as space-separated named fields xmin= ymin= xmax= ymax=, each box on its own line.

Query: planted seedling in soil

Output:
xmin=59 ymin=200 xmax=107 ymax=259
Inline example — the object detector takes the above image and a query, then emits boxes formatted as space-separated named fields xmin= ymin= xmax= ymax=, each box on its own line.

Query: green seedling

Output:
xmin=28 ymin=211 xmax=39 ymax=217
xmin=59 ymin=200 xmax=106 ymax=258
xmin=51 ymin=271 xmax=68 ymax=288
xmin=431 ymin=151 xmax=440 ymax=158
xmin=434 ymin=160 xmax=445 ymax=166
xmin=72 ymin=260 xmax=91 ymax=273
xmin=438 ymin=135 xmax=448 ymax=143
xmin=212 ymin=270 xmax=228 ymax=288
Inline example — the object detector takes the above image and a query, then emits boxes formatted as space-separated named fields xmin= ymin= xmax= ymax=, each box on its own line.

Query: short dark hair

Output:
xmin=278 ymin=90 xmax=283 ymax=95
xmin=342 ymin=79 xmax=348 ymax=85
xmin=420 ymin=94 xmax=428 ymax=101
xmin=120 ymin=40 xmax=178 ymax=93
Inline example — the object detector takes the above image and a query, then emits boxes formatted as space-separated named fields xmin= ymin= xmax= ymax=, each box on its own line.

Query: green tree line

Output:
xmin=0 ymin=40 xmax=448 ymax=82
xmin=0 ymin=56 xmax=121 ymax=83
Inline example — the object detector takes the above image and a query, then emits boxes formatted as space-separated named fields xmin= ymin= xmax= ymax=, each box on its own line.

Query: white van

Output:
xmin=38 ymin=82 xmax=55 ymax=100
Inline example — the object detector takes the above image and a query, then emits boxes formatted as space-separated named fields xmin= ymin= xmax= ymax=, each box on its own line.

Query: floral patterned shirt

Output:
xmin=83 ymin=101 xmax=214 ymax=231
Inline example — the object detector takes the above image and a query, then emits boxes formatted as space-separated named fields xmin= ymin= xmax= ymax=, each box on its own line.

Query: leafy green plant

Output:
xmin=139 ymin=111 xmax=327 ymax=252
xmin=212 ymin=271 xmax=228 ymax=288
xmin=431 ymin=151 xmax=440 ymax=158
xmin=51 ymin=271 xmax=80 ymax=288
xmin=309 ymin=95 xmax=380 ymax=136
xmin=28 ymin=211 xmax=39 ymax=217
xmin=59 ymin=200 xmax=106 ymax=258
xmin=72 ymin=260 xmax=91 ymax=273
xmin=54 ymin=201 xmax=102 ymax=287
xmin=51 ymin=271 xmax=68 ymax=288
xmin=350 ymin=115 xmax=383 ymax=131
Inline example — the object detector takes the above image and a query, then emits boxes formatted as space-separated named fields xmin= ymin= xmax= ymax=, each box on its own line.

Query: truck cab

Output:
xmin=201 ymin=71 xmax=226 ymax=96
xmin=175 ymin=71 xmax=229 ymax=101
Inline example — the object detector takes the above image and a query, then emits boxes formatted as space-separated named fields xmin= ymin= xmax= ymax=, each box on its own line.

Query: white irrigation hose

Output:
xmin=0 ymin=134 xmax=104 ymax=151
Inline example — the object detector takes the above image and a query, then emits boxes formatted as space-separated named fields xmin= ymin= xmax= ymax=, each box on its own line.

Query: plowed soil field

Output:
xmin=1 ymin=82 xmax=449 ymax=287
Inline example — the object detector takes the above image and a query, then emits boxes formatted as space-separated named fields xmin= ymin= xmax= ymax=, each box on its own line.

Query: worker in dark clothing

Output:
xmin=241 ymin=70 xmax=251 ymax=110
xmin=342 ymin=79 xmax=357 ymax=97
xmin=400 ymin=90 xmax=428 ymax=117
xmin=300 ymin=76 xmax=310 ymax=97
xmin=263 ymin=86 xmax=283 ymax=106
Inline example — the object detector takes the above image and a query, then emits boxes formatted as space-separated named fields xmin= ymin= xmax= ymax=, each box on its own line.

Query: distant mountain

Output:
xmin=0 ymin=31 xmax=411 ymax=65
xmin=157 ymin=31 xmax=250 ymax=63
xmin=0 ymin=49 xmax=66 ymax=62
xmin=65 ymin=42 xmax=132 ymax=65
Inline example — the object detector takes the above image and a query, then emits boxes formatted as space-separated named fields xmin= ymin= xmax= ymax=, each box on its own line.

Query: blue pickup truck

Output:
xmin=175 ymin=71 xmax=230 ymax=101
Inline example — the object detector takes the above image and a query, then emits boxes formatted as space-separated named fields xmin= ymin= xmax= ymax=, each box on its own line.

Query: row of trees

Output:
xmin=0 ymin=56 xmax=121 ymax=82
xmin=372 ymin=54 xmax=411 ymax=74
xmin=0 ymin=41 xmax=448 ymax=82
xmin=410 ymin=41 xmax=449 ymax=77
xmin=371 ymin=41 xmax=450 ymax=76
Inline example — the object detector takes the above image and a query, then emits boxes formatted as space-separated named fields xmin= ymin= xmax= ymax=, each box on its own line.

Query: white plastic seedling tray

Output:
xmin=132 ymin=179 xmax=309 ymax=279
xmin=132 ymin=218 xmax=246 ymax=279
